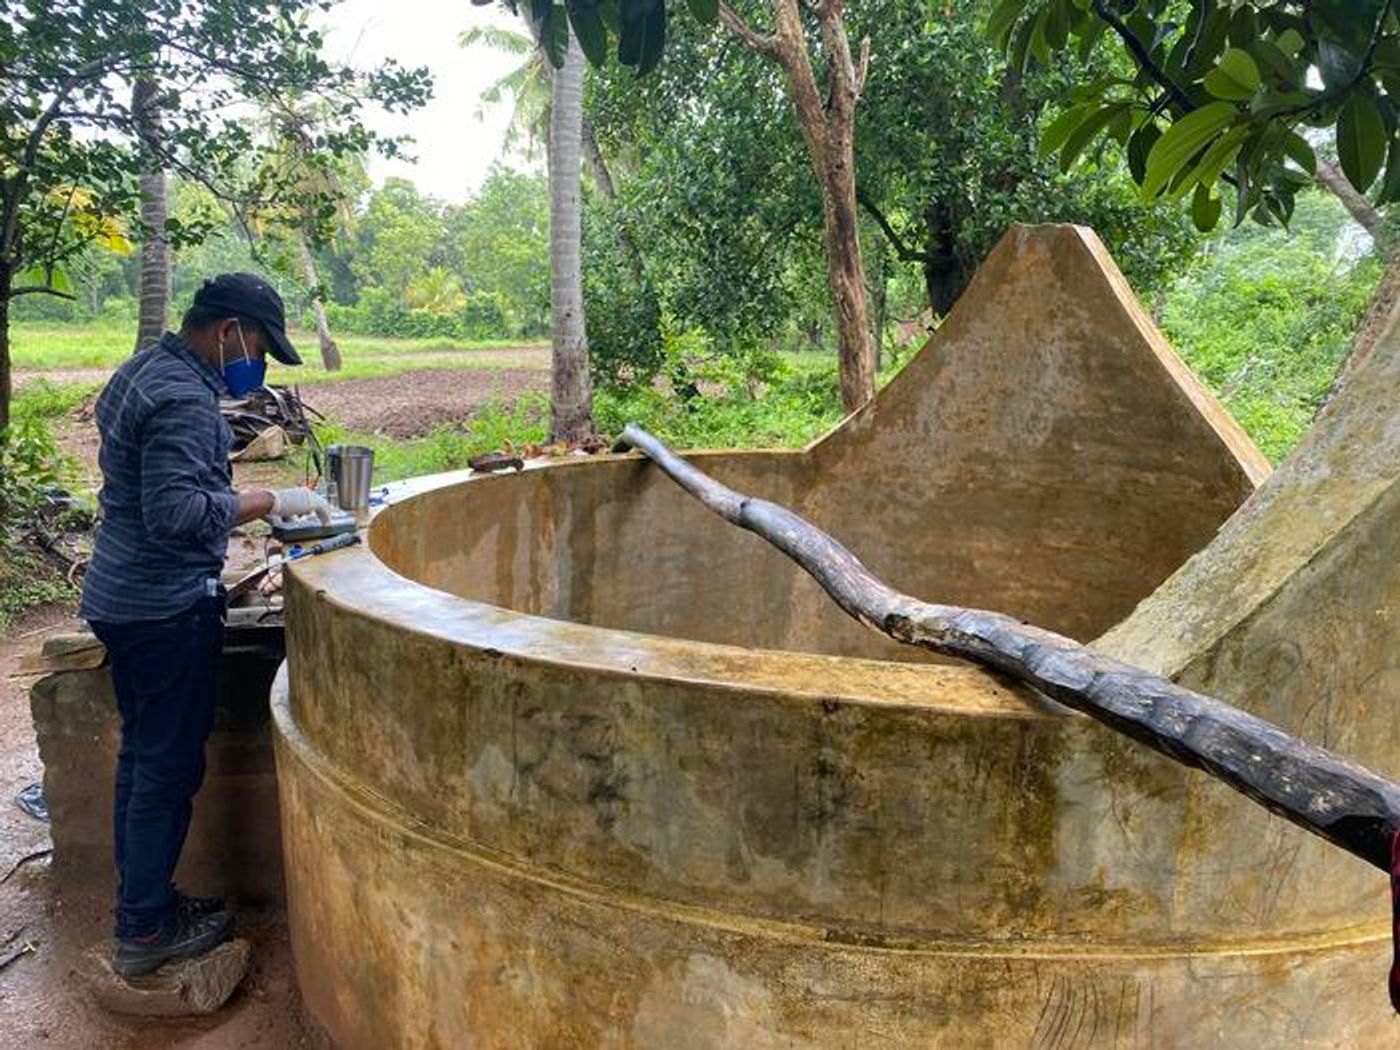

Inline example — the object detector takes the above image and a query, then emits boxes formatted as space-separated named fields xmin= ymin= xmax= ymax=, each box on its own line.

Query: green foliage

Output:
xmin=0 ymin=410 xmax=78 ymax=627
xmin=856 ymin=0 xmax=1201 ymax=312
xmin=313 ymin=396 xmax=552 ymax=481
xmin=1160 ymin=191 xmax=1379 ymax=462
xmin=0 ymin=0 xmax=429 ymax=304
xmin=998 ymin=0 xmax=1399 ymax=229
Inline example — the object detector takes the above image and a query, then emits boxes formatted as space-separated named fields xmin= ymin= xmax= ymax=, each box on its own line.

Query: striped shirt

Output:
xmin=80 ymin=333 xmax=240 ymax=623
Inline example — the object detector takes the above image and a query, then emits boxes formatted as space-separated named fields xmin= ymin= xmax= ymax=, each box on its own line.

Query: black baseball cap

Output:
xmin=192 ymin=273 xmax=302 ymax=366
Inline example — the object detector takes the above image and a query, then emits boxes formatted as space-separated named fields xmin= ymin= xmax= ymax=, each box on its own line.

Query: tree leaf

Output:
xmin=986 ymin=0 xmax=1028 ymax=48
xmin=1191 ymin=183 xmax=1222 ymax=231
xmin=1337 ymin=93 xmax=1388 ymax=193
xmin=1059 ymin=102 xmax=1127 ymax=172
xmin=686 ymin=0 xmax=719 ymax=25
xmin=1379 ymin=137 xmax=1400 ymax=205
xmin=1282 ymin=130 xmax=1315 ymax=175
xmin=1204 ymin=48 xmax=1260 ymax=101
xmin=567 ymin=2 xmax=609 ymax=67
xmin=637 ymin=0 xmax=666 ymax=76
xmin=1172 ymin=123 xmax=1249 ymax=199
xmin=1141 ymin=101 xmax=1236 ymax=199
xmin=1127 ymin=122 xmax=1161 ymax=184
xmin=1039 ymin=103 xmax=1095 ymax=158
xmin=1274 ymin=29 xmax=1304 ymax=56
xmin=1247 ymin=40 xmax=1298 ymax=88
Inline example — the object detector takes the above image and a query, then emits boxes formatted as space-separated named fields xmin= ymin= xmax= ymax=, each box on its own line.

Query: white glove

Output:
xmin=269 ymin=487 xmax=334 ymax=523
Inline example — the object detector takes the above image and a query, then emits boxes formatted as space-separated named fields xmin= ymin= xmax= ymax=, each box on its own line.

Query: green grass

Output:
xmin=9 ymin=320 xmax=538 ymax=371
xmin=314 ymin=357 xmax=854 ymax=486
xmin=12 ymin=378 xmax=103 ymax=420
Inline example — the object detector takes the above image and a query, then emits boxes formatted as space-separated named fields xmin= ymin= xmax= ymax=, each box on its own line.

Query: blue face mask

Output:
xmin=220 ymin=323 xmax=266 ymax=397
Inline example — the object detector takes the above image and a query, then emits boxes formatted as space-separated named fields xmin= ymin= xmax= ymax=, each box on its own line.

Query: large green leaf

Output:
xmin=1059 ymin=102 xmax=1128 ymax=172
xmin=1191 ymin=183 xmax=1222 ymax=232
xmin=1204 ymin=48 xmax=1260 ymax=101
xmin=1172 ymin=124 xmax=1249 ymax=200
xmin=1337 ymin=93 xmax=1387 ymax=193
xmin=1282 ymin=130 xmax=1315 ymax=175
xmin=1039 ymin=103 xmax=1095 ymax=158
xmin=1127 ymin=122 xmax=1161 ymax=184
xmin=1141 ymin=101 xmax=1236 ymax=199
xmin=686 ymin=0 xmax=718 ymax=25
xmin=637 ymin=0 xmax=666 ymax=76
xmin=986 ymin=0 xmax=1028 ymax=48
xmin=568 ymin=2 xmax=609 ymax=67
xmin=1380 ymin=137 xmax=1400 ymax=205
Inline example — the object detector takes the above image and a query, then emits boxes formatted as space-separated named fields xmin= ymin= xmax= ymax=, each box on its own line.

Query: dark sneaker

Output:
xmin=174 ymin=890 xmax=225 ymax=919
xmin=113 ymin=908 xmax=234 ymax=978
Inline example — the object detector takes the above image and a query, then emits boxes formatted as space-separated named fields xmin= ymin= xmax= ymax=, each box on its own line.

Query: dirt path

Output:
xmin=302 ymin=366 xmax=548 ymax=437
xmin=0 ymin=610 xmax=319 ymax=1049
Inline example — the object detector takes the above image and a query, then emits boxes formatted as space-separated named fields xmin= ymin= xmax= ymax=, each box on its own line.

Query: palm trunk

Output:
xmin=297 ymin=233 xmax=341 ymax=371
xmin=547 ymin=26 xmax=593 ymax=443
xmin=719 ymin=0 xmax=875 ymax=413
xmin=132 ymin=79 xmax=170 ymax=352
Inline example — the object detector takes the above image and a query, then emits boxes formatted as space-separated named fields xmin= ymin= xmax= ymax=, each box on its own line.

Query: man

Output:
xmin=81 ymin=274 xmax=333 ymax=978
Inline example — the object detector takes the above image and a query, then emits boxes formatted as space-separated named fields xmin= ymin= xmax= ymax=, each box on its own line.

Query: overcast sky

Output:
xmin=324 ymin=0 xmax=537 ymax=203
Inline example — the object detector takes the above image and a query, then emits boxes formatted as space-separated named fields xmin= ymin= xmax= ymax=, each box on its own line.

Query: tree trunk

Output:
xmin=869 ymin=244 xmax=887 ymax=373
xmin=297 ymin=233 xmax=342 ymax=371
xmin=719 ymin=0 xmax=875 ymax=413
xmin=0 ymin=262 xmax=10 ymax=433
xmin=547 ymin=26 xmax=593 ymax=443
xmin=132 ymin=79 xmax=170 ymax=352
xmin=615 ymin=423 xmax=1400 ymax=872
xmin=1317 ymin=159 xmax=1391 ymax=250
xmin=581 ymin=116 xmax=615 ymax=200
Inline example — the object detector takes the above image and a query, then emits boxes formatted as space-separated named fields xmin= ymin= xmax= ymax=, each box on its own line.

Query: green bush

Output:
xmin=0 ymin=415 xmax=78 ymax=628
xmin=1160 ymin=192 xmax=1380 ymax=462
xmin=322 ymin=287 xmax=521 ymax=342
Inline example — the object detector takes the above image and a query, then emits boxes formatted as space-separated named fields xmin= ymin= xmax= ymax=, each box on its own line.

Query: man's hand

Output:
xmin=268 ymin=487 xmax=335 ymax=524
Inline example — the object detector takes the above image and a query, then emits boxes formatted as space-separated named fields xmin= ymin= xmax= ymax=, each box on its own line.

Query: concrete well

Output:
xmin=274 ymin=226 xmax=1399 ymax=1047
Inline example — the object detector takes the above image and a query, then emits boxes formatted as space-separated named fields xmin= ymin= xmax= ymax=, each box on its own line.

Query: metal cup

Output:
xmin=330 ymin=445 xmax=375 ymax=512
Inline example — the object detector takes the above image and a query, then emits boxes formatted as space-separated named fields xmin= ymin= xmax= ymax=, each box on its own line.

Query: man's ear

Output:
xmin=216 ymin=318 xmax=244 ymax=352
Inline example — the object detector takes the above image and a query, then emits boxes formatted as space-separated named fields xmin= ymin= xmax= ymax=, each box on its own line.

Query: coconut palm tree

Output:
xmin=546 ymin=24 xmax=592 ymax=442
xmin=132 ymin=78 xmax=170 ymax=352
xmin=256 ymin=98 xmax=351 ymax=371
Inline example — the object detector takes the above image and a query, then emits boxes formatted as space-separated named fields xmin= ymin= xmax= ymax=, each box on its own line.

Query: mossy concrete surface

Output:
xmin=271 ymin=226 xmax=1390 ymax=1047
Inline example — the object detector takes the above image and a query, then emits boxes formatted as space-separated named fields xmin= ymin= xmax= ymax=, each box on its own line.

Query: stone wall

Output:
xmin=31 ymin=636 xmax=286 ymax=906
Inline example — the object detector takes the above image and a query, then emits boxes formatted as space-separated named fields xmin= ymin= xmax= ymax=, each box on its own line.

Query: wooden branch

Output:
xmin=854 ymin=36 xmax=871 ymax=98
xmin=856 ymin=189 xmax=936 ymax=264
xmin=1090 ymin=0 xmax=1194 ymax=116
xmin=9 ymin=285 xmax=77 ymax=301
xmin=717 ymin=2 xmax=783 ymax=61
xmin=614 ymin=424 xmax=1400 ymax=872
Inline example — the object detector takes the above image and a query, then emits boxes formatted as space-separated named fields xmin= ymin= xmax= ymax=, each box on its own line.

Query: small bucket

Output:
xmin=329 ymin=445 xmax=375 ymax=512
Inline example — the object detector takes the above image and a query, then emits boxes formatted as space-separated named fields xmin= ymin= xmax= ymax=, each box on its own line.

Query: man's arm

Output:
xmin=140 ymin=401 xmax=240 ymax=544
xmin=234 ymin=489 xmax=275 ymax=526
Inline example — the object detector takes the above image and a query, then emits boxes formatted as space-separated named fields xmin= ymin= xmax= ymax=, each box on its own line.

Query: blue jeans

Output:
xmin=90 ymin=594 xmax=224 ymax=939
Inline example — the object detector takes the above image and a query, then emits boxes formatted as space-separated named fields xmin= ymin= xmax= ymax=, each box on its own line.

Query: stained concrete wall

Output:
xmin=273 ymin=225 xmax=1394 ymax=1048
xmin=370 ymin=226 xmax=1265 ymax=663
xmin=31 ymin=643 xmax=285 ymax=905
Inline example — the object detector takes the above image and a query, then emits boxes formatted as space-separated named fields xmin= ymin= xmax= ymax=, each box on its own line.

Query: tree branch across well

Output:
xmin=613 ymin=423 xmax=1400 ymax=873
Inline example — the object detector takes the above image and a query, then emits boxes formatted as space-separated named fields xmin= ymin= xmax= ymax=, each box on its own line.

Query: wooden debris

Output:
xmin=614 ymin=423 xmax=1400 ymax=872
xmin=469 ymin=452 xmax=526 ymax=473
